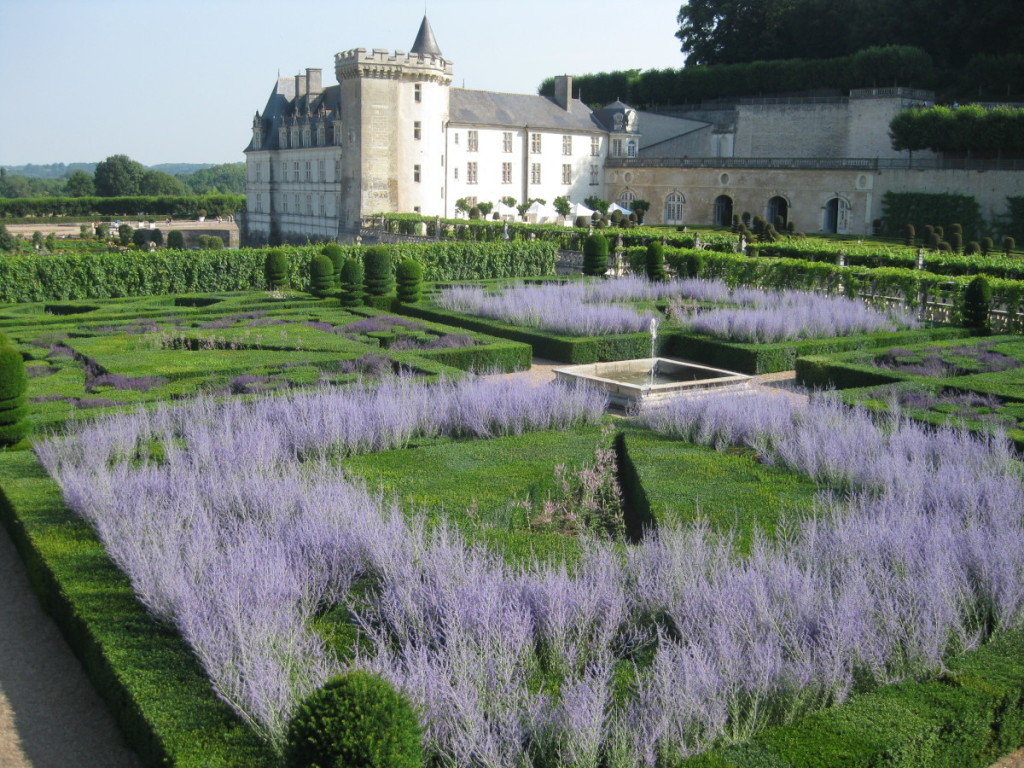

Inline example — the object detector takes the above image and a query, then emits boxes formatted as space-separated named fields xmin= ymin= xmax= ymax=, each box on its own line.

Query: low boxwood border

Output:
xmin=389 ymin=301 xmax=660 ymax=364
xmin=669 ymin=326 xmax=973 ymax=375
xmin=0 ymin=450 xmax=276 ymax=767
xmin=681 ymin=630 xmax=1024 ymax=768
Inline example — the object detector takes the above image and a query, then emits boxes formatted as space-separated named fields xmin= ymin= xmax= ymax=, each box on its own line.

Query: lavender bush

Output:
xmin=36 ymin=380 xmax=1024 ymax=764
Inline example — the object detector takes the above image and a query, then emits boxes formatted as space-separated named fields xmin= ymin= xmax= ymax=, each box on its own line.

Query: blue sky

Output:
xmin=0 ymin=0 xmax=685 ymax=166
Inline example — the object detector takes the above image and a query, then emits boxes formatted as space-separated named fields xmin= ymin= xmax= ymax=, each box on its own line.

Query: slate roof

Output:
xmin=449 ymin=89 xmax=606 ymax=133
xmin=410 ymin=16 xmax=443 ymax=57
xmin=244 ymin=80 xmax=341 ymax=153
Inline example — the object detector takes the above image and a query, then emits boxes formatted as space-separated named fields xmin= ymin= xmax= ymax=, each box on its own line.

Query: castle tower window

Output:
xmin=530 ymin=163 xmax=541 ymax=184
xmin=468 ymin=130 xmax=478 ymax=152
xmin=467 ymin=162 xmax=478 ymax=184
xmin=414 ymin=121 xmax=422 ymax=140
xmin=415 ymin=83 xmax=422 ymax=103
xmin=562 ymin=164 xmax=572 ymax=184
xmin=502 ymin=162 xmax=512 ymax=184
xmin=414 ymin=165 xmax=422 ymax=183
xmin=591 ymin=136 xmax=600 ymax=156
xmin=562 ymin=135 xmax=572 ymax=155
xmin=503 ymin=132 xmax=513 ymax=153
xmin=530 ymin=133 xmax=542 ymax=154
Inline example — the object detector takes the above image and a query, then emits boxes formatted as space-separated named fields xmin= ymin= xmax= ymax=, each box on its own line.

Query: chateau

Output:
xmin=243 ymin=17 xmax=1020 ymax=243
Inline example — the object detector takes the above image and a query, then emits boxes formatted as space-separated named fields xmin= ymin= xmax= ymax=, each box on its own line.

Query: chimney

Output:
xmin=554 ymin=75 xmax=573 ymax=111
xmin=294 ymin=73 xmax=307 ymax=99
xmin=306 ymin=68 xmax=323 ymax=95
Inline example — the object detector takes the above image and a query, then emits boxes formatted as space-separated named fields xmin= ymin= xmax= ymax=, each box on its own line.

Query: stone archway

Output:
xmin=713 ymin=195 xmax=733 ymax=227
xmin=823 ymin=197 xmax=850 ymax=234
xmin=767 ymin=196 xmax=789 ymax=228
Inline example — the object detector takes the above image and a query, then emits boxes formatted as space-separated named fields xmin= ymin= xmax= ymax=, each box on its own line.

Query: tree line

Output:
xmin=0 ymin=155 xmax=245 ymax=199
xmin=889 ymin=105 xmax=1024 ymax=155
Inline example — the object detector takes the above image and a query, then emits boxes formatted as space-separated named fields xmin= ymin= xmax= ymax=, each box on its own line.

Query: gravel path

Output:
xmin=0 ymin=522 xmax=139 ymax=768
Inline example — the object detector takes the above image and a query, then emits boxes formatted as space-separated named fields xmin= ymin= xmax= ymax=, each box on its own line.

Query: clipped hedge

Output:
xmin=0 ymin=194 xmax=244 ymax=219
xmin=0 ymin=242 xmax=558 ymax=304
xmin=668 ymin=326 xmax=972 ymax=375
xmin=391 ymin=301 xmax=660 ymax=364
xmin=681 ymin=630 xmax=1024 ymax=768
xmin=0 ymin=451 xmax=275 ymax=767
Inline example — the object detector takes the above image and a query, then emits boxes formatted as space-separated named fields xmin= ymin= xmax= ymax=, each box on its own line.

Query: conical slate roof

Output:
xmin=410 ymin=15 xmax=442 ymax=57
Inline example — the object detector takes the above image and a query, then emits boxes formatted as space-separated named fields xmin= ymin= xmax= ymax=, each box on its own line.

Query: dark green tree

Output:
xmin=167 ymin=230 xmax=185 ymax=249
xmin=0 ymin=226 xmax=16 ymax=252
xmin=631 ymin=199 xmax=651 ymax=224
xmin=645 ymin=241 xmax=666 ymax=281
xmin=64 ymin=170 xmax=95 ymax=197
xmin=284 ymin=670 xmax=422 ymax=768
xmin=118 ymin=224 xmax=134 ymax=246
xmin=322 ymin=243 xmax=345 ymax=286
xmin=93 ymin=154 xmax=145 ymax=197
xmin=583 ymin=234 xmax=609 ymax=277
xmin=139 ymin=169 xmax=188 ymax=196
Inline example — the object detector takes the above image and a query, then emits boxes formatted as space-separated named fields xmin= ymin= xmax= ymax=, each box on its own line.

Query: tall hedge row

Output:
xmin=0 ymin=194 xmax=245 ymax=219
xmin=0 ymin=241 xmax=558 ymax=303
xmin=880 ymin=192 xmax=985 ymax=241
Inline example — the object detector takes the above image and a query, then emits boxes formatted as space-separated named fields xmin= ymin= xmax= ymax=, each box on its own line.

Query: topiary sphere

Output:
xmin=264 ymin=249 xmax=290 ymax=290
xmin=284 ymin=670 xmax=422 ymax=768
xmin=309 ymin=254 xmax=335 ymax=297
xmin=396 ymin=259 xmax=423 ymax=303
xmin=0 ymin=346 xmax=27 ymax=403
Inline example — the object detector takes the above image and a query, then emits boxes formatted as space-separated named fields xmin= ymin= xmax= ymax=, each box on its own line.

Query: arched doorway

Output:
xmin=713 ymin=195 xmax=733 ymax=227
xmin=823 ymin=197 xmax=850 ymax=234
xmin=767 ymin=196 xmax=789 ymax=229
xmin=664 ymin=192 xmax=684 ymax=225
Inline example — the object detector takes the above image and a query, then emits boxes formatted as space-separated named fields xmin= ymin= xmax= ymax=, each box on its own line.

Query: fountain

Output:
xmin=554 ymin=315 xmax=751 ymax=408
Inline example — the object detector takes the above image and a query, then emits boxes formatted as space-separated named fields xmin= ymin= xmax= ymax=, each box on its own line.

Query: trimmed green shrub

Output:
xmin=166 ymin=230 xmax=184 ymax=249
xmin=364 ymin=246 xmax=395 ymax=296
xmin=982 ymin=237 xmax=994 ymax=256
xmin=396 ymin=259 xmax=423 ymax=303
xmin=583 ymin=234 xmax=609 ymax=277
xmin=283 ymin=670 xmax=422 ymax=768
xmin=1005 ymin=237 xmax=1017 ymax=255
xmin=118 ymin=224 xmax=133 ymax=247
xmin=904 ymin=223 xmax=916 ymax=246
xmin=645 ymin=241 xmax=666 ymax=281
xmin=308 ymin=254 xmax=335 ymax=298
xmin=197 ymin=235 xmax=224 ymax=250
xmin=962 ymin=276 xmax=992 ymax=334
xmin=322 ymin=243 xmax=344 ymax=286
xmin=264 ymin=249 xmax=289 ymax=290
xmin=965 ymin=241 xmax=980 ymax=255
xmin=0 ymin=345 xmax=28 ymax=446
xmin=339 ymin=258 xmax=365 ymax=307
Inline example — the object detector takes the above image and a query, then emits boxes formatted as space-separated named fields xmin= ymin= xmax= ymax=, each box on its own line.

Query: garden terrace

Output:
xmin=0 ymin=280 xmax=1022 ymax=766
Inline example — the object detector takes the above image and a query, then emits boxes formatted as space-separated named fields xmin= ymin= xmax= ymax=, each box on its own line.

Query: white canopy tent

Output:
xmin=608 ymin=202 xmax=633 ymax=216
xmin=494 ymin=202 xmax=519 ymax=220
xmin=525 ymin=200 xmax=558 ymax=224
xmin=567 ymin=202 xmax=596 ymax=220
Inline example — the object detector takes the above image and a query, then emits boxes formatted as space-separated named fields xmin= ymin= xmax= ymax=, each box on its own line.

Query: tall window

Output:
xmin=530 ymin=163 xmax=541 ymax=184
xmin=255 ymin=163 xmax=262 ymax=182
xmin=502 ymin=132 xmax=513 ymax=152
xmin=612 ymin=139 xmax=623 ymax=157
xmin=319 ymin=195 xmax=325 ymax=217
xmin=293 ymin=162 xmax=299 ymax=182
xmin=591 ymin=136 xmax=600 ymax=156
xmin=590 ymin=164 xmax=599 ymax=185
xmin=414 ymin=164 xmax=421 ymax=183
xmin=531 ymin=133 xmax=542 ymax=154
xmin=467 ymin=162 xmax=478 ymax=184
xmin=414 ymin=121 xmax=422 ymax=140
xmin=333 ymin=123 xmax=342 ymax=145
xmin=664 ymin=192 xmax=684 ymax=224
xmin=334 ymin=159 xmax=341 ymax=179
xmin=619 ymin=190 xmax=635 ymax=207
xmin=562 ymin=135 xmax=572 ymax=155
xmin=502 ymin=162 xmax=512 ymax=184
xmin=302 ymin=128 xmax=310 ymax=147
xmin=468 ymin=130 xmax=478 ymax=151
xmin=283 ymin=195 xmax=289 ymax=214
xmin=317 ymin=125 xmax=325 ymax=145
xmin=414 ymin=83 xmax=422 ymax=102
xmin=305 ymin=161 xmax=312 ymax=182
xmin=627 ymin=140 xmax=637 ymax=158
xmin=306 ymin=194 xmax=312 ymax=215
xmin=290 ymin=127 xmax=299 ymax=147
xmin=562 ymin=164 xmax=572 ymax=184
xmin=318 ymin=159 xmax=325 ymax=181
xmin=256 ymin=193 xmax=262 ymax=213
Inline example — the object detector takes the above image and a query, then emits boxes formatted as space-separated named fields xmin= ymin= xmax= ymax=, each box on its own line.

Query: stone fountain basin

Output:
xmin=554 ymin=357 xmax=751 ymax=407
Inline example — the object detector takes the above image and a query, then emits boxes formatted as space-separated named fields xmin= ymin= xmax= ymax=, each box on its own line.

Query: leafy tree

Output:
xmin=94 ymin=155 xmax=145 ymax=197
xmin=584 ymin=196 xmax=610 ymax=214
xmin=197 ymin=234 xmax=225 ymax=250
xmin=139 ymin=169 xmax=188 ymax=196
xmin=118 ymin=224 xmax=134 ymax=246
xmin=500 ymin=196 xmax=517 ymax=208
xmin=167 ymin=230 xmax=185 ymax=249
xmin=632 ymin=199 xmax=651 ymax=224
xmin=150 ymin=228 xmax=163 ymax=246
xmin=553 ymin=196 xmax=572 ymax=217
xmin=179 ymin=163 xmax=246 ymax=194
xmin=477 ymin=202 xmax=493 ymax=218
xmin=64 ymin=170 xmax=95 ymax=197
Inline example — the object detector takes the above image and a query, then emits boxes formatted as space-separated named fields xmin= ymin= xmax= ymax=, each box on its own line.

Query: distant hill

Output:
xmin=1 ymin=162 xmax=237 ymax=179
